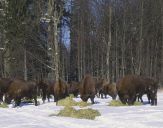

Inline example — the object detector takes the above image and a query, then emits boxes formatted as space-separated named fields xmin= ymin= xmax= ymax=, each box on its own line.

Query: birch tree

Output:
xmin=48 ymin=0 xmax=64 ymax=80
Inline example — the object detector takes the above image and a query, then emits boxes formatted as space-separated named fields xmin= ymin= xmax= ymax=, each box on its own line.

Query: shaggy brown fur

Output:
xmin=80 ymin=74 xmax=96 ymax=104
xmin=54 ymin=78 xmax=69 ymax=105
xmin=68 ymin=81 xmax=80 ymax=97
xmin=102 ymin=82 xmax=117 ymax=100
xmin=5 ymin=79 xmax=38 ymax=107
xmin=0 ymin=78 xmax=13 ymax=102
xmin=137 ymin=77 xmax=158 ymax=105
xmin=47 ymin=80 xmax=56 ymax=102
xmin=37 ymin=80 xmax=48 ymax=103
xmin=94 ymin=78 xmax=106 ymax=98
xmin=37 ymin=80 xmax=56 ymax=103
xmin=117 ymin=75 xmax=158 ymax=105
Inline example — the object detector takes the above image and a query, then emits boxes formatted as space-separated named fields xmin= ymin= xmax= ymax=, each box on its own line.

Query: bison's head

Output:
xmin=80 ymin=95 xmax=89 ymax=102
xmin=112 ymin=93 xmax=117 ymax=100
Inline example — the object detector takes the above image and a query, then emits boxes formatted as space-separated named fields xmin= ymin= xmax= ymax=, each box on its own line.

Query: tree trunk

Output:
xmin=161 ymin=0 xmax=163 ymax=83
xmin=48 ymin=0 xmax=61 ymax=80
xmin=106 ymin=2 xmax=112 ymax=81
xmin=137 ymin=0 xmax=144 ymax=75
xmin=24 ymin=48 xmax=27 ymax=81
xmin=4 ymin=40 xmax=10 ymax=77
xmin=122 ymin=13 xmax=126 ymax=77
xmin=53 ymin=18 xmax=59 ymax=80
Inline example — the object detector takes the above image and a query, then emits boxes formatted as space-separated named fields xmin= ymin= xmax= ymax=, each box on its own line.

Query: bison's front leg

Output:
xmin=90 ymin=96 xmax=95 ymax=104
xmin=151 ymin=95 xmax=157 ymax=106
xmin=55 ymin=97 xmax=58 ymax=106
xmin=0 ymin=92 xmax=3 ymax=102
xmin=100 ymin=93 xmax=104 ymax=99
xmin=47 ymin=92 xmax=51 ymax=102
xmin=154 ymin=97 xmax=157 ymax=106
xmin=128 ymin=95 xmax=136 ymax=105
xmin=147 ymin=93 xmax=151 ymax=104
xmin=34 ymin=97 xmax=38 ymax=106
xmin=15 ymin=98 xmax=21 ymax=107
xmin=137 ymin=95 xmax=143 ymax=103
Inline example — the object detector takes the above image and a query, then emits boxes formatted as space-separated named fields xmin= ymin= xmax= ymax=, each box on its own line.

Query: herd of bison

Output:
xmin=0 ymin=74 xmax=159 ymax=107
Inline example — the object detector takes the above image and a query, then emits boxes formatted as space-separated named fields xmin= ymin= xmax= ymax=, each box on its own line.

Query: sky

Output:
xmin=62 ymin=0 xmax=71 ymax=48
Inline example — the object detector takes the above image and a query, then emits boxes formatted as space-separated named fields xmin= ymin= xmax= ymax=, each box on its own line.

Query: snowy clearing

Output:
xmin=0 ymin=91 xmax=163 ymax=128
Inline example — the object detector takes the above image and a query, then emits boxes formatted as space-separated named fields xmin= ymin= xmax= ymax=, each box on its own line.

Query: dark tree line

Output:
xmin=0 ymin=0 xmax=163 ymax=85
xmin=69 ymin=0 xmax=163 ymax=85
xmin=0 ymin=0 xmax=68 ymax=81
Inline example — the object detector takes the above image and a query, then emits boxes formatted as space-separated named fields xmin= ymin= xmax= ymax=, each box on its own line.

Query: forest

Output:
xmin=0 ymin=0 xmax=163 ymax=85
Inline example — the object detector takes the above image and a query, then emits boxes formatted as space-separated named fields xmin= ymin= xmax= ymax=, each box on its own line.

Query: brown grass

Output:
xmin=50 ymin=106 xmax=101 ymax=120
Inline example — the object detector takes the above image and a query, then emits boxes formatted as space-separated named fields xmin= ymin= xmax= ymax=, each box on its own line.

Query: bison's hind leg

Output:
xmin=151 ymin=95 xmax=157 ymax=106
xmin=47 ymin=94 xmax=50 ymax=102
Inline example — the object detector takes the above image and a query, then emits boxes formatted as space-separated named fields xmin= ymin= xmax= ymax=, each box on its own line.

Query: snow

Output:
xmin=0 ymin=91 xmax=163 ymax=128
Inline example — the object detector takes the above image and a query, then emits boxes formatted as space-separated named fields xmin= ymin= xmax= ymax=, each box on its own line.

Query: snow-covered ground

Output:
xmin=0 ymin=91 xmax=163 ymax=128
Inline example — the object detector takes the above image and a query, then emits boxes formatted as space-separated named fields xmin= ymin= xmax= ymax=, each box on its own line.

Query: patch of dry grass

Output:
xmin=0 ymin=103 xmax=8 ymax=108
xmin=57 ymin=95 xmax=91 ymax=107
xmin=109 ymin=100 xmax=142 ymax=106
xmin=52 ymin=106 xmax=100 ymax=120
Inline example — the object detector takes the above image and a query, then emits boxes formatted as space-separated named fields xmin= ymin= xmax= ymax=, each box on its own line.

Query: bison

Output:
xmin=68 ymin=81 xmax=80 ymax=97
xmin=117 ymin=75 xmax=158 ymax=105
xmin=80 ymin=74 xmax=96 ymax=104
xmin=37 ymin=80 xmax=48 ymax=103
xmin=0 ymin=78 xmax=13 ymax=102
xmin=5 ymin=79 xmax=38 ymax=107
xmin=54 ymin=78 xmax=69 ymax=105
xmin=47 ymin=80 xmax=56 ymax=102
xmin=136 ymin=77 xmax=158 ymax=105
xmin=102 ymin=82 xmax=117 ymax=100
xmin=94 ymin=78 xmax=106 ymax=98
xmin=37 ymin=80 xmax=56 ymax=103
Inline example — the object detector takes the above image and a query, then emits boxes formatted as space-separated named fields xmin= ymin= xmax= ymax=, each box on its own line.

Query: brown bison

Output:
xmin=5 ymin=79 xmax=38 ymax=107
xmin=37 ymin=80 xmax=48 ymax=103
xmin=0 ymin=78 xmax=13 ymax=102
xmin=37 ymin=80 xmax=56 ymax=103
xmin=80 ymin=75 xmax=96 ymax=104
xmin=102 ymin=82 xmax=117 ymax=100
xmin=94 ymin=78 xmax=106 ymax=98
xmin=136 ymin=77 xmax=158 ymax=105
xmin=47 ymin=80 xmax=56 ymax=102
xmin=68 ymin=81 xmax=80 ymax=97
xmin=117 ymin=75 xmax=158 ymax=105
xmin=54 ymin=78 xmax=69 ymax=105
